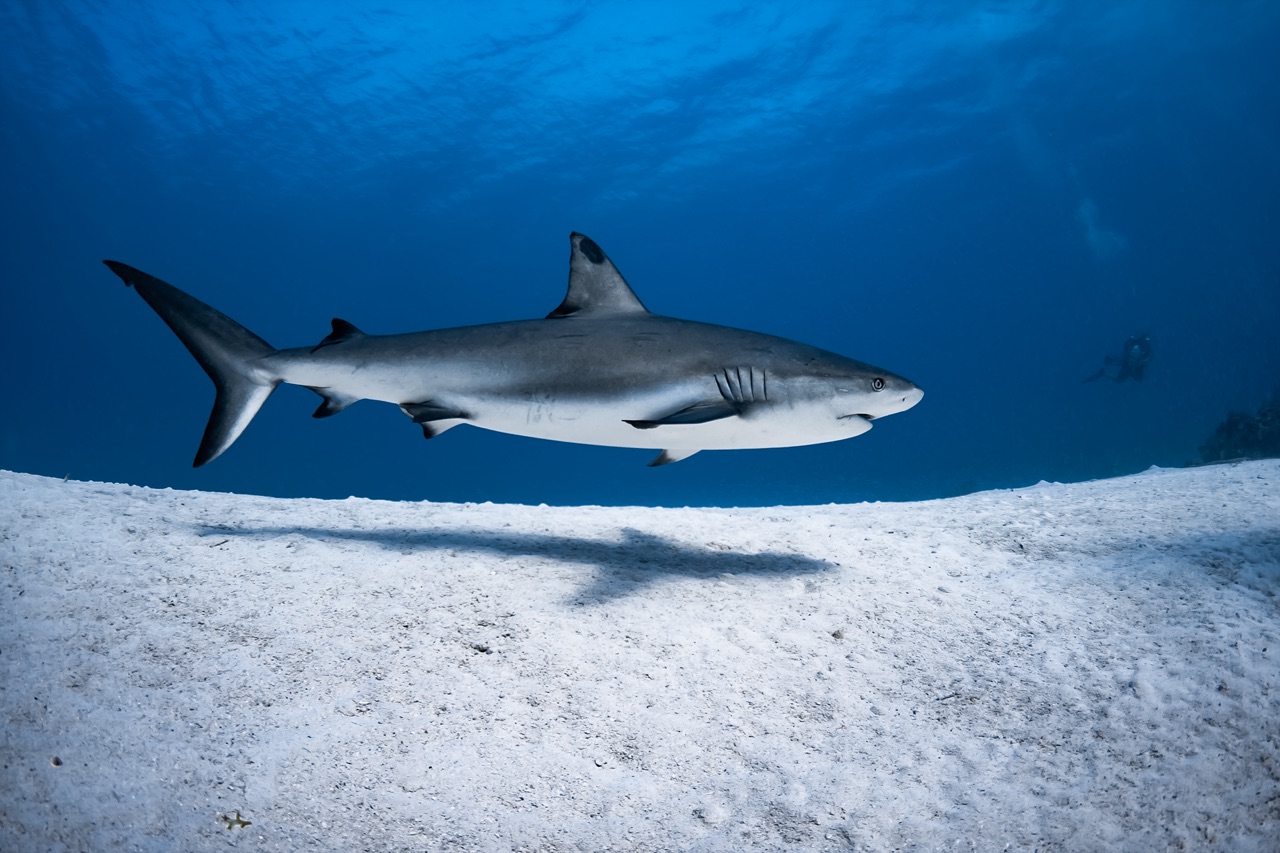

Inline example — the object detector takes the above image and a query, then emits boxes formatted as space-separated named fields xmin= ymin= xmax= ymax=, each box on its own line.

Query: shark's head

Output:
xmin=834 ymin=368 xmax=923 ymax=422
xmin=777 ymin=358 xmax=922 ymax=440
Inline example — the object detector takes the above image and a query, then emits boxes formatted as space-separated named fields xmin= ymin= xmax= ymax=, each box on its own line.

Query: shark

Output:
xmin=104 ymin=232 xmax=922 ymax=468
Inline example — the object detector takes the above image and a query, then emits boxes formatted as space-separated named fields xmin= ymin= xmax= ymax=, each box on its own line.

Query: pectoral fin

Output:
xmin=624 ymin=399 xmax=741 ymax=430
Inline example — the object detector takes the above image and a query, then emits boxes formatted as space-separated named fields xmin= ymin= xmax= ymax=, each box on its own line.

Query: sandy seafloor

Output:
xmin=2 ymin=462 xmax=1278 ymax=852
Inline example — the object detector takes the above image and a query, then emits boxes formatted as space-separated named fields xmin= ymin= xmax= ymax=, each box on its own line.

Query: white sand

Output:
xmin=2 ymin=462 xmax=1278 ymax=851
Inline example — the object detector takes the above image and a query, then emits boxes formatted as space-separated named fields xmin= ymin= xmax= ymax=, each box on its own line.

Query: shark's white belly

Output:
xmin=426 ymin=387 xmax=868 ymax=452
xmin=481 ymin=406 xmax=866 ymax=451
xmin=278 ymin=356 xmax=868 ymax=452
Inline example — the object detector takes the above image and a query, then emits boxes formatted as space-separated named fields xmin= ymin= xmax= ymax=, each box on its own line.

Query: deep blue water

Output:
xmin=2 ymin=1 xmax=1278 ymax=506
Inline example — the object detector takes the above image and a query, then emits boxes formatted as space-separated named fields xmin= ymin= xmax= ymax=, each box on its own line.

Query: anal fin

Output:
xmin=649 ymin=448 xmax=701 ymax=467
xmin=419 ymin=421 xmax=462 ymax=440
xmin=308 ymin=387 xmax=360 ymax=418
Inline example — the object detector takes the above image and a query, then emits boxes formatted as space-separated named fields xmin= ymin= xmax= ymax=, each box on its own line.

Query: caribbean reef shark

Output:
xmin=104 ymin=233 xmax=922 ymax=467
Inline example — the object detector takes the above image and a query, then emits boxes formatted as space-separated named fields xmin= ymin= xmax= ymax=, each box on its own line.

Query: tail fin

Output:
xmin=103 ymin=261 xmax=280 ymax=467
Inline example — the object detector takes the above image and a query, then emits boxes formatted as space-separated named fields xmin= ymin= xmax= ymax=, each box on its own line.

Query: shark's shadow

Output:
xmin=200 ymin=524 xmax=834 ymax=604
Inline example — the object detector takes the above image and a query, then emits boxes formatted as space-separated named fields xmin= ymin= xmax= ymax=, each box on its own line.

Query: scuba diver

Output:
xmin=1084 ymin=334 xmax=1153 ymax=383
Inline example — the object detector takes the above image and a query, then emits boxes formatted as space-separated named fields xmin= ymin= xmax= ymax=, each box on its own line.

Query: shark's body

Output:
xmin=105 ymin=233 xmax=922 ymax=467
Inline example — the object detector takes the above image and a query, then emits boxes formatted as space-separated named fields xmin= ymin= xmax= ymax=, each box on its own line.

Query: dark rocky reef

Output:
xmin=1198 ymin=391 xmax=1280 ymax=463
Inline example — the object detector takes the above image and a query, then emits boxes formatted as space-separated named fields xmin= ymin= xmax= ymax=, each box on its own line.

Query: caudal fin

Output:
xmin=103 ymin=260 xmax=280 ymax=466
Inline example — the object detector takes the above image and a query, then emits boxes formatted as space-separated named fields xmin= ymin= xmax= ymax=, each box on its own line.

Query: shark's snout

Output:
xmin=834 ymin=374 xmax=922 ymax=424
xmin=877 ymin=377 xmax=923 ymax=417
xmin=870 ymin=382 xmax=922 ymax=420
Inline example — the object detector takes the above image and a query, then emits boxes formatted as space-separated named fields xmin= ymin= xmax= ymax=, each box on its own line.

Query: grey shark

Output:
xmin=104 ymin=233 xmax=922 ymax=468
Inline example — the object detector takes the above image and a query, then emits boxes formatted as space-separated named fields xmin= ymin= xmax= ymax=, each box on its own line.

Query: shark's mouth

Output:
xmin=839 ymin=413 xmax=875 ymax=422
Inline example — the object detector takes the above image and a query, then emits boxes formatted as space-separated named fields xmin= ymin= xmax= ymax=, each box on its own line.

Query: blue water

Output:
xmin=2 ymin=1 xmax=1278 ymax=506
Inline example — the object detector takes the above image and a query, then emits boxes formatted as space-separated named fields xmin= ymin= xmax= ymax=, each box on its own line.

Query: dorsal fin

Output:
xmin=312 ymin=318 xmax=365 ymax=353
xmin=546 ymin=232 xmax=649 ymax=319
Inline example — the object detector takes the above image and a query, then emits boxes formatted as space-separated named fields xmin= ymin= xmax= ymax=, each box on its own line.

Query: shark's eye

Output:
xmin=871 ymin=377 xmax=885 ymax=391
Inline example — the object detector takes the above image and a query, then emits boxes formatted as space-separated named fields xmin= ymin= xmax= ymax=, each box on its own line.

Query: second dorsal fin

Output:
xmin=546 ymin=232 xmax=649 ymax=319
xmin=312 ymin=318 xmax=365 ymax=353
